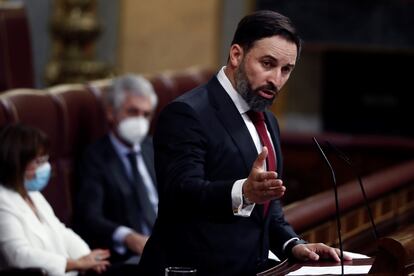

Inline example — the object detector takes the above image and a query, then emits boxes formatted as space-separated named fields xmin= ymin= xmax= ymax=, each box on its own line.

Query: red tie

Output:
xmin=246 ymin=110 xmax=277 ymax=216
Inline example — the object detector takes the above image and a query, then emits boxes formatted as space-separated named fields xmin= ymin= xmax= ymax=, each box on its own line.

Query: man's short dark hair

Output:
xmin=231 ymin=10 xmax=302 ymax=60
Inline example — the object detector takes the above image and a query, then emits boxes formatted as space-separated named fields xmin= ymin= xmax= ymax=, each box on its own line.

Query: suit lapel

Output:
xmin=102 ymin=137 xmax=144 ymax=231
xmin=205 ymin=77 xmax=285 ymax=222
xmin=103 ymin=138 xmax=137 ymax=198
xmin=206 ymin=77 xmax=258 ymax=175
xmin=206 ymin=77 xmax=267 ymax=223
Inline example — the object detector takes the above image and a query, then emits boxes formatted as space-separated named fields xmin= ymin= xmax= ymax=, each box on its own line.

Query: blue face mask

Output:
xmin=24 ymin=162 xmax=52 ymax=191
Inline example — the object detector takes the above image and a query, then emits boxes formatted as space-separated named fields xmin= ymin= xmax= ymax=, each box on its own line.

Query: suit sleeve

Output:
xmin=154 ymin=102 xmax=235 ymax=217
xmin=35 ymin=194 xmax=91 ymax=260
xmin=62 ymin=226 xmax=91 ymax=260
xmin=75 ymin=147 xmax=120 ymax=247
xmin=268 ymin=200 xmax=299 ymax=258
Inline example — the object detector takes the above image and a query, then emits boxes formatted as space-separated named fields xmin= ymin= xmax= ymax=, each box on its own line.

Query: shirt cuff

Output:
xmin=231 ymin=178 xmax=255 ymax=217
xmin=282 ymin=237 xmax=300 ymax=251
xmin=283 ymin=238 xmax=308 ymax=260
xmin=112 ymin=226 xmax=133 ymax=254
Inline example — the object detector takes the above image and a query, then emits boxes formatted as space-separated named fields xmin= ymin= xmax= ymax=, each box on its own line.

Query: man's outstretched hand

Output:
xmin=242 ymin=147 xmax=286 ymax=204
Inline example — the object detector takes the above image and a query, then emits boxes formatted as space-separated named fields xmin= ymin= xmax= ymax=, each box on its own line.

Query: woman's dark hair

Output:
xmin=231 ymin=10 xmax=302 ymax=60
xmin=0 ymin=123 xmax=49 ymax=193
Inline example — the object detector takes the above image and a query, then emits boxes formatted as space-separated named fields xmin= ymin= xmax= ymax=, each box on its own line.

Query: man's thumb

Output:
xmin=253 ymin=146 xmax=268 ymax=169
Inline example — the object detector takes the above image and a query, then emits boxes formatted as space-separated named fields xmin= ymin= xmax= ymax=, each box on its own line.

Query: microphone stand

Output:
xmin=325 ymin=141 xmax=378 ymax=241
xmin=313 ymin=137 xmax=344 ymax=276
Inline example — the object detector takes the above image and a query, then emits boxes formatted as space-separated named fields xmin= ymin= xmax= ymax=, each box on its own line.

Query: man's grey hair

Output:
xmin=106 ymin=74 xmax=158 ymax=112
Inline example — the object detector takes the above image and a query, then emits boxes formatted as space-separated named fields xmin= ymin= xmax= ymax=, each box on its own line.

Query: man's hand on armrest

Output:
xmin=124 ymin=232 xmax=149 ymax=255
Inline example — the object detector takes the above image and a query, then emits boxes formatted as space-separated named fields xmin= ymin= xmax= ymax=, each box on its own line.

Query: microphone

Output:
xmin=313 ymin=137 xmax=344 ymax=276
xmin=325 ymin=141 xmax=379 ymax=241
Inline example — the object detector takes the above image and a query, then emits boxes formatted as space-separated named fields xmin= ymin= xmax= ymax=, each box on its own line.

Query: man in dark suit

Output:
xmin=75 ymin=74 xmax=158 ymax=264
xmin=139 ymin=10 xmax=351 ymax=276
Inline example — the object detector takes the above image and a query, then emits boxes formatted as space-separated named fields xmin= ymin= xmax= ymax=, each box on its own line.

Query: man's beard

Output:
xmin=235 ymin=62 xmax=277 ymax=112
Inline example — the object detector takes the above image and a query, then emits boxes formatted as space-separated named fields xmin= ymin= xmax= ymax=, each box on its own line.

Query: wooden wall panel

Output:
xmin=118 ymin=0 xmax=220 ymax=74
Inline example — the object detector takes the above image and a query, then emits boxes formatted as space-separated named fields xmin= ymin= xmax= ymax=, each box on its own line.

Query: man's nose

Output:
xmin=268 ymin=69 xmax=283 ymax=90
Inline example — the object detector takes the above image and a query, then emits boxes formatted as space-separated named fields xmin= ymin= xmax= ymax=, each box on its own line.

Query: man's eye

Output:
xmin=262 ymin=61 xmax=272 ymax=68
xmin=282 ymin=66 xmax=292 ymax=74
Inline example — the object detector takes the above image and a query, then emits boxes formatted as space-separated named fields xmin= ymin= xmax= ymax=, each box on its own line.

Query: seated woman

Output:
xmin=0 ymin=123 xmax=110 ymax=276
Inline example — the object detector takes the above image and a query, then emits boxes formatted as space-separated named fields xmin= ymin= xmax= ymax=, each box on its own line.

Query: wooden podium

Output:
xmin=258 ymin=225 xmax=414 ymax=275
xmin=369 ymin=225 xmax=414 ymax=275
xmin=257 ymin=258 xmax=374 ymax=276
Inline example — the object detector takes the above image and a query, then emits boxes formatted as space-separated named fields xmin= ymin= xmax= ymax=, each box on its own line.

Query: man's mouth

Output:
xmin=258 ymin=89 xmax=276 ymax=99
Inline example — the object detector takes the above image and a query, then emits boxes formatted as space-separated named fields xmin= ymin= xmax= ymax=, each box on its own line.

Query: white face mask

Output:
xmin=117 ymin=116 xmax=150 ymax=145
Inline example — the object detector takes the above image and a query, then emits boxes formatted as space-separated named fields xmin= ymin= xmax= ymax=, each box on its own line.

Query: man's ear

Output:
xmin=228 ymin=44 xmax=244 ymax=68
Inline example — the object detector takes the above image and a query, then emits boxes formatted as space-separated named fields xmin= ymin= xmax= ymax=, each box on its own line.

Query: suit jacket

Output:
xmin=0 ymin=185 xmax=90 ymax=276
xmin=138 ymin=77 xmax=299 ymax=276
xmin=74 ymin=135 xmax=156 ymax=260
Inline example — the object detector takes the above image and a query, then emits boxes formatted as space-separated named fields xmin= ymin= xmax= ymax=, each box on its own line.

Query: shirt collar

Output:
xmin=216 ymin=66 xmax=250 ymax=115
xmin=109 ymin=132 xmax=141 ymax=155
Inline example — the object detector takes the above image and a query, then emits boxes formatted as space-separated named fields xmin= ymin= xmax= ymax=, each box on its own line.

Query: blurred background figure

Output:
xmin=74 ymin=74 xmax=158 ymax=265
xmin=0 ymin=123 xmax=110 ymax=276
